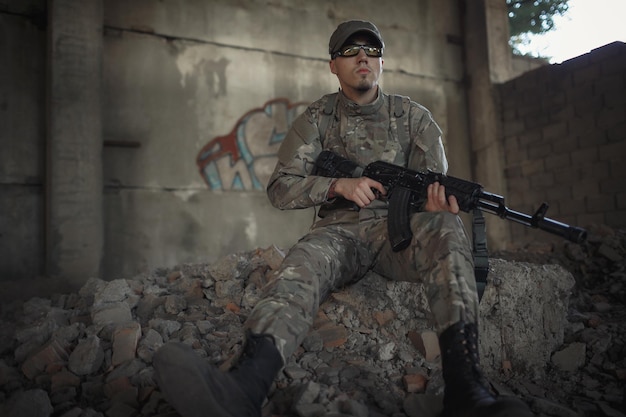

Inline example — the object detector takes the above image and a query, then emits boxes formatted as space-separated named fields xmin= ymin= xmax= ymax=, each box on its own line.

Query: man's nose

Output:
xmin=357 ymin=48 xmax=369 ymax=60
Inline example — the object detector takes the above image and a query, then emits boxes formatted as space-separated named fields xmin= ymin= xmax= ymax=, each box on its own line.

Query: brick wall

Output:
xmin=497 ymin=42 xmax=626 ymax=246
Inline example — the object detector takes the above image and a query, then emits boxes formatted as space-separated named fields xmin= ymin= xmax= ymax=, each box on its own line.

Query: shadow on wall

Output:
xmin=197 ymin=98 xmax=309 ymax=191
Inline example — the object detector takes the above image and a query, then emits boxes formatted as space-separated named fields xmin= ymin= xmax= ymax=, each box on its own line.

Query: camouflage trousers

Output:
xmin=246 ymin=210 xmax=479 ymax=363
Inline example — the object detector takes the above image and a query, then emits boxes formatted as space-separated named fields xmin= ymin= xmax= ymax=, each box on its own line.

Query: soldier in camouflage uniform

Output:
xmin=154 ymin=20 xmax=533 ymax=417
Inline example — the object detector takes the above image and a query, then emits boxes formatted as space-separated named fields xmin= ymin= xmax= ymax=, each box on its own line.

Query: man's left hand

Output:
xmin=424 ymin=182 xmax=459 ymax=214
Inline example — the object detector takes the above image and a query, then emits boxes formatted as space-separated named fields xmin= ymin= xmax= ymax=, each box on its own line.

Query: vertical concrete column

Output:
xmin=46 ymin=0 xmax=103 ymax=285
xmin=463 ymin=0 xmax=513 ymax=250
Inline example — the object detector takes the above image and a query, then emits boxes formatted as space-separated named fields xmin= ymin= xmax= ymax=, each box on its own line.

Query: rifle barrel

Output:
xmin=476 ymin=198 xmax=587 ymax=244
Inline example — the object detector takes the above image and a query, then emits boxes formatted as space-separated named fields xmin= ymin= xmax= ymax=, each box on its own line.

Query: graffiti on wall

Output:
xmin=196 ymin=98 xmax=308 ymax=191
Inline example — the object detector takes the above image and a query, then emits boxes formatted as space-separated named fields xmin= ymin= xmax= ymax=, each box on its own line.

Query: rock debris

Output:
xmin=0 ymin=225 xmax=624 ymax=417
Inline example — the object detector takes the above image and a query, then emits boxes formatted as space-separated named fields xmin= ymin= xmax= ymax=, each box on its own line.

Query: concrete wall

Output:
xmin=3 ymin=0 xmax=622 ymax=300
xmin=7 ymin=0 xmax=620 ymax=300
xmin=100 ymin=0 xmax=470 ymax=280
xmin=498 ymin=42 xmax=626 ymax=246
xmin=1 ymin=0 xmax=472 ymax=291
xmin=0 ymin=1 xmax=46 ymax=279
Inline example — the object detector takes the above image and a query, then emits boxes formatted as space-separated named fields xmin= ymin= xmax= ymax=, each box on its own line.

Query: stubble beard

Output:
xmin=356 ymin=77 xmax=375 ymax=92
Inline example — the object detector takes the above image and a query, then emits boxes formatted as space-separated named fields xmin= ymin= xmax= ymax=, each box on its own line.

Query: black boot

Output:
xmin=153 ymin=332 xmax=283 ymax=417
xmin=439 ymin=321 xmax=534 ymax=417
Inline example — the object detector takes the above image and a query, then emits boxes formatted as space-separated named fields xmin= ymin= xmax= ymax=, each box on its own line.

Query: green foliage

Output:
xmin=507 ymin=0 xmax=569 ymax=37
xmin=507 ymin=0 xmax=569 ymax=56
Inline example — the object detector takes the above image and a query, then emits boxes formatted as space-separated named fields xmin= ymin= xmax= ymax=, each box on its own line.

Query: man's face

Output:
xmin=330 ymin=35 xmax=383 ymax=95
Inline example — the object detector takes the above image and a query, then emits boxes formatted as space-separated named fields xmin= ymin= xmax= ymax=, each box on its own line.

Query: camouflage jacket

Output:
xmin=266 ymin=89 xmax=448 ymax=226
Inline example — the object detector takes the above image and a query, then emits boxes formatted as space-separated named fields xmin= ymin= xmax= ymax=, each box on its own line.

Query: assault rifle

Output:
xmin=314 ymin=150 xmax=587 ymax=252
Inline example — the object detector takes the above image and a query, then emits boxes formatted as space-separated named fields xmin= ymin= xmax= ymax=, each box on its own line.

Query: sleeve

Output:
xmin=266 ymin=105 xmax=336 ymax=210
xmin=406 ymin=103 xmax=449 ymax=175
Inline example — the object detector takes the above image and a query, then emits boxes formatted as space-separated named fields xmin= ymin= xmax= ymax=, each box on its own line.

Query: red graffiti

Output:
xmin=197 ymin=98 xmax=308 ymax=190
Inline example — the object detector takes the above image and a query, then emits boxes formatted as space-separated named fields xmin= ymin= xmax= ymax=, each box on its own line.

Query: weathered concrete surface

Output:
xmin=46 ymin=0 xmax=104 ymax=283
xmin=0 ymin=8 xmax=46 ymax=280
xmin=479 ymin=259 xmax=575 ymax=378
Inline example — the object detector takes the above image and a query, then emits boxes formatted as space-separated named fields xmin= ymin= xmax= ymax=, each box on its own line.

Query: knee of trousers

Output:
xmin=410 ymin=212 xmax=470 ymax=245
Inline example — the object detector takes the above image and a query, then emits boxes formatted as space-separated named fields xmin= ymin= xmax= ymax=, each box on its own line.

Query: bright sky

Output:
xmin=517 ymin=0 xmax=626 ymax=63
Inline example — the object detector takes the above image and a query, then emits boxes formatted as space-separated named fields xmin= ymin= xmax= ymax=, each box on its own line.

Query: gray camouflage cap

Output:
xmin=328 ymin=20 xmax=384 ymax=56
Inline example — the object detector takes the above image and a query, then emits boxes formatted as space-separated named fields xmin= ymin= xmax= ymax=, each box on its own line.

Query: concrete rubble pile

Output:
xmin=0 ymin=225 xmax=624 ymax=417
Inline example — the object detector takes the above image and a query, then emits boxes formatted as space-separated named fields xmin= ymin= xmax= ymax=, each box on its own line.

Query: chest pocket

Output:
xmin=317 ymin=93 xmax=411 ymax=164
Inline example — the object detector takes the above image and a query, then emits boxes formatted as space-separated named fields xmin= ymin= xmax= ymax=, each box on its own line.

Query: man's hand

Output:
xmin=333 ymin=177 xmax=387 ymax=208
xmin=424 ymin=182 xmax=459 ymax=214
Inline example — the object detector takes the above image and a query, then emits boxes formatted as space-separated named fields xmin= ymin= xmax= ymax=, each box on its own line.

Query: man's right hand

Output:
xmin=333 ymin=177 xmax=387 ymax=208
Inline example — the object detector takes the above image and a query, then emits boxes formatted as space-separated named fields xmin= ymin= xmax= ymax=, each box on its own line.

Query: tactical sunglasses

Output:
xmin=332 ymin=44 xmax=383 ymax=59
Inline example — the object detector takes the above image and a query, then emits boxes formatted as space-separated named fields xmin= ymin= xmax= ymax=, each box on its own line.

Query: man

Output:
xmin=154 ymin=20 xmax=533 ymax=417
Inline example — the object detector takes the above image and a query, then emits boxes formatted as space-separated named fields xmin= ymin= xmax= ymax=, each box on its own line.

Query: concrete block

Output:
xmin=21 ymin=339 xmax=68 ymax=380
xmin=259 ymin=244 xmax=286 ymax=270
xmin=68 ymin=335 xmax=104 ymax=376
xmin=164 ymin=294 xmax=187 ymax=315
xmin=112 ymin=322 xmax=141 ymax=366
xmin=403 ymin=373 xmax=428 ymax=393
xmin=373 ymin=309 xmax=396 ymax=327
xmin=293 ymin=380 xmax=320 ymax=408
xmin=479 ymin=259 xmax=575 ymax=377
xmin=50 ymin=368 xmax=81 ymax=393
xmin=137 ymin=328 xmax=164 ymax=363
xmin=316 ymin=323 xmax=348 ymax=349
xmin=209 ymin=252 xmax=253 ymax=281
xmin=104 ymin=376 xmax=139 ymax=409
xmin=408 ymin=330 xmax=440 ymax=363
xmin=91 ymin=302 xmax=132 ymax=328
xmin=377 ymin=341 xmax=396 ymax=361
xmin=94 ymin=279 xmax=133 ymax=305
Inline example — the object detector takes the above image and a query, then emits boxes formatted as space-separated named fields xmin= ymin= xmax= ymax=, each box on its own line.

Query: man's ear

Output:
xmin=329 ymin=59 xmax=338 ymax=75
